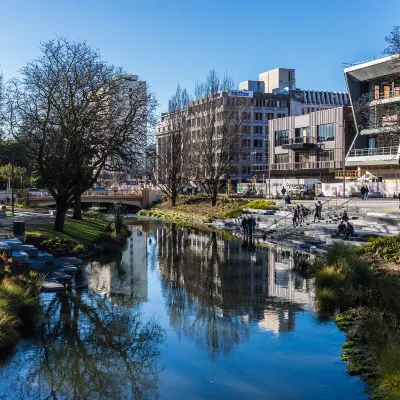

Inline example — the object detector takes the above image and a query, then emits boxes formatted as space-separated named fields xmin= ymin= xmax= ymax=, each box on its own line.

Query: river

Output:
xmin=0 ymin=220 xmax=366 ymax=399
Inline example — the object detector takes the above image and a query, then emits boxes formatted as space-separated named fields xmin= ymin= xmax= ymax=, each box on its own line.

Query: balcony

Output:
xmin=281 ymin=136 xmax=325 ymax=151
xmin=346 ymin=146 xmax=400 ymax=167
xmin=369 ymin=90 xmax=400 ymax=106
xmin=271 ymin=161 xmax=340 ymax=171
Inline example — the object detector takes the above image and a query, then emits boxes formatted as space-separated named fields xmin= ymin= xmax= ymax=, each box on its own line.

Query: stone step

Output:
xmin=42 ymin=279 xmax=65 ymax=292
xmin=0 ymin=243 xmax=12 ymax=257
xmin=1 ymin=238 xmax=23 ymax=250
xmin=26 ymin=259 xmax=46 ymax=271
xmin=48 ymin=271 xmax=72 ymax=282
xmin=54 ymin=257 xmax=83 ymax=266
xmin=22 ymin=245 xmax=38 ymax=257
xmin=12 ymin=250 xmax=29 ymax=263
xmin=36 ymin=251 xmax=54 ymax=263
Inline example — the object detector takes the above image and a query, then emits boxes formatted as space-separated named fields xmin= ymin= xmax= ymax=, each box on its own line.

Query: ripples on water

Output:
xmin=0 ymin=220 xmax=365 ymax=399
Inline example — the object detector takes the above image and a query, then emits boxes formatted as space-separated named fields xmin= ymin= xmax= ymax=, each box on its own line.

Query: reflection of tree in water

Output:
xmin=158 ymin=226 xmax=249 ymax=360
xmin=9 ymin=290 xmax=165 ymax=400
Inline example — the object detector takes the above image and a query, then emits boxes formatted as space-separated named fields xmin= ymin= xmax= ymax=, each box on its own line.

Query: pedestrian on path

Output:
xmin=365 ymin=185 xmax=369 ymax=200
xmin=317 ymin=201 xmax=322 ymax=220
xmin=314 ymin=202 xmax=321 ymax=222
xmin=361 ymin=185 xmax=366 ymax=200
xmin=251 ymin=218 xmax=256 ymax=236
xmin=293 ymin=207 xmax=299 ymax=227
xmin=241 ymin=217 xmax=248 ymax=236
xmin=281 ymin=186 xmax=286 ymax=197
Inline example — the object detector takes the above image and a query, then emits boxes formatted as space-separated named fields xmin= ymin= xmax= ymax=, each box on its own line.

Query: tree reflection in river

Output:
xmin=1 ymin=290 xmax=164 ymax=400
xmin=156 ymin=225 xmax=315 ymax=360
xmin=158 ymin=226 xmax=252 ymax=359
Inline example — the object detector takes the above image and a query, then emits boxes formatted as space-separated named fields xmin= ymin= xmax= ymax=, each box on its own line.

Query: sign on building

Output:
xmin=228 ymin=90 xmax=253 ymax=98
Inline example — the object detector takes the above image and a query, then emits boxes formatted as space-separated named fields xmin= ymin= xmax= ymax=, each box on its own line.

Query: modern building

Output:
xmin=344 ymin=55 xmax=400 ymax=183
xmin=268 ymin=107 xmax=355 ymax=188
xmin=157 ymin=67 xmax=349 ymax=185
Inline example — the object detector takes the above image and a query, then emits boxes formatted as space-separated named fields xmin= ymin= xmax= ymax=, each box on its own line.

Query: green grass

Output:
xmin=27 ymin=218 xmax=109 ymax=245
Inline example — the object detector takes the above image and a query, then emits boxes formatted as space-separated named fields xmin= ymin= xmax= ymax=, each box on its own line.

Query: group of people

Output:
xmin=337 ymin=211 xmax=354 ymax=239
xmin=241 ymin=216 xmax=257 ymax=236
xmin=360 ymin=185 xmax=369 ymax=200
xmin=292 ymin=204 xmax=311 ymax=227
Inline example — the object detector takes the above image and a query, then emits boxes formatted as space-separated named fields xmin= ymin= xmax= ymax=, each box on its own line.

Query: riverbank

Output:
xmin=296 ymin=240 xmax=400 ymax=398
xmin=26 ymin=216 xmax=131 ymax=257
xmin=138 ymin=196 xmax=276 ymax=224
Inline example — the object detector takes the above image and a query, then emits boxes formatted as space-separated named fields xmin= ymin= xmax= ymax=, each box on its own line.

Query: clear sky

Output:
xmin=0 ymin=0 xmax=399 ymax=114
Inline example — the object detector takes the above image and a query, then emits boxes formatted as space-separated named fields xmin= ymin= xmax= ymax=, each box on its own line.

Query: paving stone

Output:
xmin=2 ymin=238 xmax=23 ymax=250
xmin=22 ymin=245 xmax=38 ymax=257
xmin=37 ymin=251 xmax=54 ymax=263
xmin=12 ymin=250 xmax=29 ymax=263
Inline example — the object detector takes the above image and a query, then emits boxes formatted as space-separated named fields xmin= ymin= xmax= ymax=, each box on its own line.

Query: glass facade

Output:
xmin=317 ymin=124 xmax=334 ymax=142
xmin=275 ymin=130 xmax=289 ymax=146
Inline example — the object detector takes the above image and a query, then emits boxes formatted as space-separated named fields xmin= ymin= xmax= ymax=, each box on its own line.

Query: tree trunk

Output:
xmin=211 ymin=188 xmax=218 ymax=206
xmin=54 ymin=202 xmax=68 ymax=232
xmin=171 ymin=189 xmax=177 ymax=207
xmin=73 ymin=191 xmax=83 ymax=220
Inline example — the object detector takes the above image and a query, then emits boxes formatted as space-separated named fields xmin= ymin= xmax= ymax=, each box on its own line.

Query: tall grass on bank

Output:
xmin=310 ymin=242 xmax=400 ymax=398
xmin=0 ymin=272 xmax=44 ymax=349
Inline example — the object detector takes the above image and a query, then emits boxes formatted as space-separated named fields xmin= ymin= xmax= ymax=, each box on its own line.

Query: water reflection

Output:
xmin=155 ymin=225 xmax=315 ymax=358
xmin=0 ymin=221 xmax=363 ymax=400
xmin=0 ymin=289 xmax=164 ymax=400
xmin=88 ymin=225 xmax=148 ymax=306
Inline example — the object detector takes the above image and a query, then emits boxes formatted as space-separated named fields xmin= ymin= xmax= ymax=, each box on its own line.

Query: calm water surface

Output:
xmin=0 ymin=220 xmax=365 ymax=399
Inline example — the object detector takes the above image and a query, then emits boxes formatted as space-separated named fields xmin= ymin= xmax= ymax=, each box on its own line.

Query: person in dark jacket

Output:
xmin=344 ymin=222 xmax=354 ymax=240
xmin=241 ymin=217 xmax=248 ymax=236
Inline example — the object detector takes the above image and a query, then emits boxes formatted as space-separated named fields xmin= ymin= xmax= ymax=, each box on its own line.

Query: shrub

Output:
xmin=315 ymin=266 xmax=345 ymax=290
xmin=222 ymin=207 xmax=245 ymax=218
xmin=359 ymin=234 xmax=400 ymax=263
xmin=245 ymin=200 xmax=277 ymax=210
xmin=325 ymin=242 xmax=355 ymax=269
xmin=316 ymin=287 xmax=339 ymax=313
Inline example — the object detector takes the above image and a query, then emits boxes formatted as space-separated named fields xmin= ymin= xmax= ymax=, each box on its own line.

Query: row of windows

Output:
xmin=274 ymin=124 xmax=335 ymax=146
xmin=242 ymin=139 xmax=264 ymax=148
xmin=241 ymin=112 xmax=287 ymax=121
xmin=274 ymin=150 xmax=334 ymax=164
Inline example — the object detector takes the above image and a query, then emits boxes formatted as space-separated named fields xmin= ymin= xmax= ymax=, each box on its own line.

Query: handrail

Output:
xmin=348 ymin=146 xmax=398 ymax=157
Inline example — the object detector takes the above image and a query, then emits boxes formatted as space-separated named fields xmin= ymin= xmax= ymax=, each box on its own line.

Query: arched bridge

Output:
xmin=28 ymin=189 xmax=164 ymax=209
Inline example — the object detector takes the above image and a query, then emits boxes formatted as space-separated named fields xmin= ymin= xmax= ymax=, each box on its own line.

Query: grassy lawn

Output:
xmin=27 ymin=218 xmax=109 ymax=245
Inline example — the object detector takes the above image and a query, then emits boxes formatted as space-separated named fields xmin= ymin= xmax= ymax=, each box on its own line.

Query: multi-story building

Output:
xmin=157 ymin=67 xmax=349 ymax=186
xmin=268 ymin=107 xmax=355 ymax=189
xmin=344 ymin=55 xmax=400 ymax=183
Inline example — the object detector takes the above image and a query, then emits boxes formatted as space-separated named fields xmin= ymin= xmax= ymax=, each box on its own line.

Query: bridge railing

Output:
xmin=29 ymin=190 xmax=144 ymax=199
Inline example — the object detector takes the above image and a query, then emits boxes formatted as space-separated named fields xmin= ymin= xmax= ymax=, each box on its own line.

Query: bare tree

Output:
xmin=3 ymin=37 xmax=156 ymax=231
xmin=152 ymin=84 xmax=190 ymax=206
xmin=189 ymin=69 xmax=248 ymax=206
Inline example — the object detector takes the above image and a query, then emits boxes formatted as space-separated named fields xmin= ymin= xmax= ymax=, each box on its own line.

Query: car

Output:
xmin=28 ymin=188 xmax=48 ymax=197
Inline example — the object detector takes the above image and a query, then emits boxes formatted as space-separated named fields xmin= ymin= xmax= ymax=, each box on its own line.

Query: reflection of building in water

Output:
xmin=88 ymin=225 xmax=148 ymax=306
xmin=259 ymin=309 xmax=294 ymax=334
xmin=268 ymin=247 xmax=315 ymax=308
xmin=155 ymin=227 xmax=314 ymax=338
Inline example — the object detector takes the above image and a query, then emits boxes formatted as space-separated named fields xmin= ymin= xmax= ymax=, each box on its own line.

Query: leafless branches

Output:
xmin=2 ymin=37 xmax=155 ymax=230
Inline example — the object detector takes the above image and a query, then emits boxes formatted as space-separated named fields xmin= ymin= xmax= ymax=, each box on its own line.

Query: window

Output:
xmin=317 ymin=123 xmax=334 ymax=142
xmin=255 ymin=152 xmax=263 ymax=161
xmin=276 ymin=113 xmax=286 ymax=118
xmin=275 ymin=130 xmax=289 ymax=146
xmin=254 ymin=112 xmax=262 ymax=121
xmin=265 ymin=113 xmax=274 ymax=121
xmin=242 ymin=139 xmax=251 ymax=147
xmin=318 ymin=151 xmax=334 ymax=162
xmin=275 ymin=154 xmax=289 ymax=164
xmin=254 ymin=126 xmax=263 ymax=134
xmin=242 ymin=125 xmax=251 ymax=134
xmin=254 ymin=139 xmax=263 ymax=148
xmin=266 ymin=100 xmax=275 ymax=107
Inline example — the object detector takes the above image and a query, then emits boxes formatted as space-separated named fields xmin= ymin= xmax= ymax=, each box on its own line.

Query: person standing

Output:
xmin=365 ymin=185 xmax=369 ymax=200
xmin=241 ymin=217 xmax=248 ymax=236
xmin=293 ymin=207 xmax=298 ymax=227
xmin=317 ymin=201 xmax=322 ymax=221
xmin=281 ymin=186 xmax=286 ymax=197
xmin=360 ymin=185 xmax=366 ymax=200
xmin=251 ymin=217 xmax=257 ymax=236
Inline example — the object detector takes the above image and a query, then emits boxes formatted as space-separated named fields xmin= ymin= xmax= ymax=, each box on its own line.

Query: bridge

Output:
xmin=28 ymin=189 xmax=164 ymax=209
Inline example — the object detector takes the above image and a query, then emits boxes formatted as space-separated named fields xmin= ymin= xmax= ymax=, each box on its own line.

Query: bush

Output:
xmin=325 ymin=242 xmax=355 ymax=269
xmin=222 ymin=207 xmax=245 ymax=218
xmin=245 ymin=200 xmax=277 ymax=210
xmin=316 ymin=266 xmax=345 ymax=290
xmin=317 ymin=287 xmax=339 ymax=313
xmin=358 ymin=234 xmax=400 ymax=263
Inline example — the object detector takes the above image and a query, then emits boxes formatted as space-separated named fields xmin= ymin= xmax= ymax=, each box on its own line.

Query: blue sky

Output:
xmin=0 ymin=0 xmax=399 ymax=114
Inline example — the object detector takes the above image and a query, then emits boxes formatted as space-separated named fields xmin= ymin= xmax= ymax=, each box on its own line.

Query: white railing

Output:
xmin=348 ymin=146 xmax=398 ymax=157
xmin=271 ymin=161 xmax=340 ymax=170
